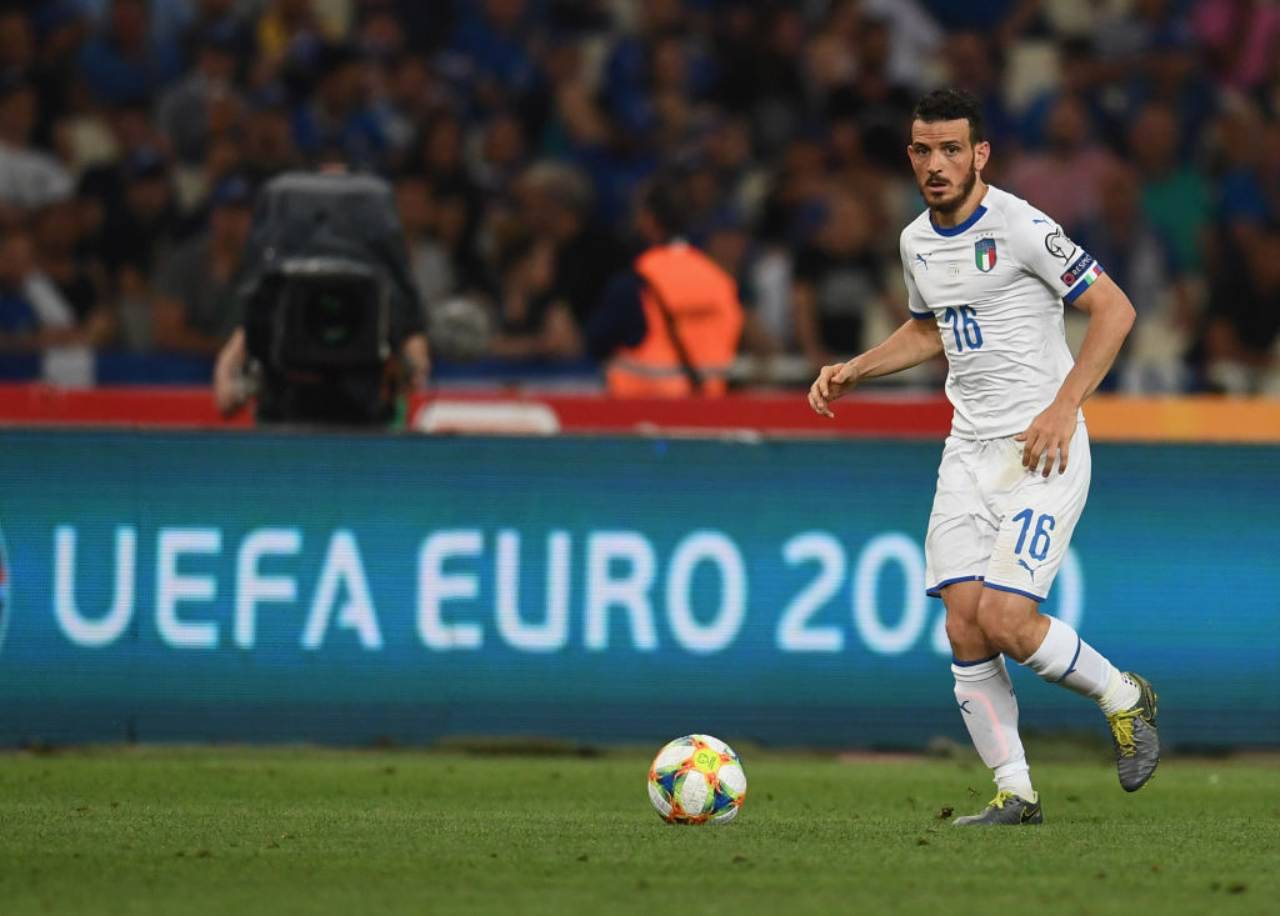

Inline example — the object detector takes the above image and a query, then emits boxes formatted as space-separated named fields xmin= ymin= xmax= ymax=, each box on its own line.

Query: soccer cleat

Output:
xmin=1108 ymin=672 xmax=1159 ymax=792
xmin=952 ymin=790 xmax=1043 ymax=826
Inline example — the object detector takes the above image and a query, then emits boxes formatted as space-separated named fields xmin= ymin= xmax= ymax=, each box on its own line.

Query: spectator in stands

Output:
xmin=1123 ymin=29 xmax=1218 ymax=152
xmin=701 ymin=114 xmax=766 ymax=225
xmin=835 ymin=13 xmax=917 ymax=171
xmin=100 ymin=147 xmax=177 ymax=285
xmin=241 ymin=88 xmax=302 ymax=183
xmin=603 ymin=0 xmax=698 ymax=149
xmin=487 ymin=225 xmax=561 ymax=359
xmin=1128 ymin=103 xmax=1210 ymax=275
xmin=1193 ymin=0 xmax=1280 ymax=93
xmin=88 ymin=146 xmax=177 ymax=350
xmin=256 ymin=0 xmax=329 ymax=74
xmin=77 ymin=0 xmax=184 ymax=106
xmin=449 ymin=0 xmax=543 ymax=115
xmin=156 ymin=23 xmax=244 ymax=165
xmin=408 ymin=114 xmax=477 ymax=210
xmin=150 ymin=174 xmax=252 ymax=354
xmin=1203 ymin=115 xmax=1280 ymax=393
xmin=1081 ymin=163 xmax=1193 ymax=392
xmin=426 ymin=178 xmax=489 ymax=305
xmin=0 ymin=229 xmax=85 ymax=353
xmin=514 ymin=161 xmax=628 ymax=355
xmin=0 ymin=7 xmax=33 ymax=73
xmin=0 ymin=72 xmax=73 ymax=216
xmin=395 ymin=174 xmax=453 ymax=315
xmin=1006 ymin=94 xmax=1118 ymax=238
xmin=26 ymin=6 xmax=83 ymax=151
xmin=360 ymin=0 xmax=453 ymax=58
xmin=791 ymin=192 xmax=889 ymax=372
xmin=291 ymin=42 xmax=386 ymax=168
xmin=470 ymin=110 xmax=527 ymax=196
xmin=375 ymin=54 xmax=447 ymax=168
xmin=31 ymin=199 xmax=112 ymax=343
xmin=706 ymin=3 xmax=807 ymax=158
xmin=75 ymin=98 xmax=162 ymax=213
xmin=942 ymin=31 xmax=1016 ymax=148
xmin=178 ymin=0 xmax=254 ymax=64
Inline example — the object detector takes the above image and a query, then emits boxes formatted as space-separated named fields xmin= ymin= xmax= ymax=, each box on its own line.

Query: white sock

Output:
xmin=1096 ymin=667 xmax=1143 ymax=716
xmin=953 ymin=655 xmax=1035 ymax=801
xmin=1023 ymin=617 xmax=1140 ymax=714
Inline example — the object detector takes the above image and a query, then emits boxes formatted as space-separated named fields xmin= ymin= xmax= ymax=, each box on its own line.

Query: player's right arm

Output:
xmin=808 ymin=316 xmax=942 ymax=417
xmin=809 ymin=234 xmax=941 ymax=417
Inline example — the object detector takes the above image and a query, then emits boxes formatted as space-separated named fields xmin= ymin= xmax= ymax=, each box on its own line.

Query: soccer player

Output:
xmin=808 ymin=89 xmax=1158 ymax=825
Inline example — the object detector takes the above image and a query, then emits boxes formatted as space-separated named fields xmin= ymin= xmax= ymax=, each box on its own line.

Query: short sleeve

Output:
xmin=899 ymin=235 xmax=931 ymax=319
xmin=1010 ymin=210 xmax=1105 ymax=306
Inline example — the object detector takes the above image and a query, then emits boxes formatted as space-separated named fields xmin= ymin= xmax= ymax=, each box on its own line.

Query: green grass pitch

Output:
xmin=2 ymin=746 xmax=1277 ymax=915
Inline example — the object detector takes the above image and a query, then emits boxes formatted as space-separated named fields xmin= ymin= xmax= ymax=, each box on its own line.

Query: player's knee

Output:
xmin=944 ymin=611 xmax=983 ymax=651
xmin=975 ymin=592 xmax=1027 ymax=653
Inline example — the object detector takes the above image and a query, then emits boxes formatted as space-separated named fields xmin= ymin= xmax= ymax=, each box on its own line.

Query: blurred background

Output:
xmin=0 ymin=0 xmax=1278 ymax=395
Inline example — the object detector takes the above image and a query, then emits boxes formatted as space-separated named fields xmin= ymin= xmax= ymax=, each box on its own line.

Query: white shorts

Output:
xmin=924 ymin=423 xmax=1091 ymax=602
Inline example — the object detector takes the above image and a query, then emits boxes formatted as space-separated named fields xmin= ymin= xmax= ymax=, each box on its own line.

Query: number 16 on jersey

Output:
xmin=942 ymin=306 xmax=983 ymax=351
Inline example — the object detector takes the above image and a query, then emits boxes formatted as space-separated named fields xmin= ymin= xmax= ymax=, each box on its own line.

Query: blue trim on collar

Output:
xmin=930 ymin=203 xmax=988 ymax=237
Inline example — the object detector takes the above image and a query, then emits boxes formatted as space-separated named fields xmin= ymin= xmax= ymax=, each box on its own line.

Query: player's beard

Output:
xmin=925 ymin=162 xmax=979 ymax=217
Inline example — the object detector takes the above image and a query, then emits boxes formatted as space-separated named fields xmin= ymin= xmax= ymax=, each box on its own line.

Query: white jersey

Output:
xmin=899 ymin=185 xmax=1104 ymax=440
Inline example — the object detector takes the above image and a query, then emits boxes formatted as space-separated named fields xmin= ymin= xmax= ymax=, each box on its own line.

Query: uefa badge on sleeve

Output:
xmin=974 ymin=238 xmax=997 ymax=272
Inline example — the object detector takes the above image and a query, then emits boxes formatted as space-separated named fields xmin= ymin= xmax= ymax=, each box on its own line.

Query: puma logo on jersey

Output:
xmin=1017 ymin=558 xmax=1038 ymax=580
xmin=915 ymin=252 xmax=930 ymax=270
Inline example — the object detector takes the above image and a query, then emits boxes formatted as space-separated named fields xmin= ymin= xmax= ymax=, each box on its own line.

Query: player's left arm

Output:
xmin=1018 ymin=274 xmax=1135 ymax=476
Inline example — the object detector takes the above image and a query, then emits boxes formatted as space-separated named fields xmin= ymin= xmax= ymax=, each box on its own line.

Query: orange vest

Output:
xmin=606 ymin=243 xmax=743 ymax=397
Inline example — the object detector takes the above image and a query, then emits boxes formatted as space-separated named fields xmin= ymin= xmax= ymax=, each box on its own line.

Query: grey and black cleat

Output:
xmin=1108 ymin=672 xmax=1160 ymax=792
xmin=952 ymin=791 xmax=1043 ymax=826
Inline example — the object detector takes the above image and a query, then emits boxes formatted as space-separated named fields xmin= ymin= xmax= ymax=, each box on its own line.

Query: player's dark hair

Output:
xmin=641 ymin=174 xmax=691 ymax=239
xmin=912 ymin=89 xmax=986 ymax=145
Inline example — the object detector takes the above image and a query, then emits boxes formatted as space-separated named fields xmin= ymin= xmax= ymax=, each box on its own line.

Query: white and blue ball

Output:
xmin=647 ymin=734 xmax=747 ymax=825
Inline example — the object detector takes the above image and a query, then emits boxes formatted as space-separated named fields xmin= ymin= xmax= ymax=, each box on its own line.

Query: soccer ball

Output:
xmin=647 ymin=734 xmax=747 ymax=825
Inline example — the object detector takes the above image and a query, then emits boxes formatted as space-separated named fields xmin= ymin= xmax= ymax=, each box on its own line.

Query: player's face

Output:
xmin=907 ymin=120 xmax=990 ymax=214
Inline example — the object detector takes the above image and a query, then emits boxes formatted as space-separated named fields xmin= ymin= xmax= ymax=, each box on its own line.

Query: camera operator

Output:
xmin=213 ymin=164 xmax=429 ymax=425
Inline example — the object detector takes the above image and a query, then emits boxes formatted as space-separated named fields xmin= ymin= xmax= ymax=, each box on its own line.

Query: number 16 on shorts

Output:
xmin=985 ymin=438 xmax=1091 ymax=601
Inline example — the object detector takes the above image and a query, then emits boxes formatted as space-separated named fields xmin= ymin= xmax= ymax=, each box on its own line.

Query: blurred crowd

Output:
xmin=0 ymin=0 xmax=1278 ymax=393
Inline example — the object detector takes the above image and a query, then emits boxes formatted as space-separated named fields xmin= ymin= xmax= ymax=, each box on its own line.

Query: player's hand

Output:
xmin=213 ymin=373 xmax=250 ymax=418
xmin=808 ymin=360 xmax=860 ymax=418
xmin=1016 ymin=399 xmax=1076 ymax=477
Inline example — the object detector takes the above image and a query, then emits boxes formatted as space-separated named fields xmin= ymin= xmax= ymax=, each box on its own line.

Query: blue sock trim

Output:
xmin=926 ymin=574 xmax=984 ymax=597
xmin=1053 ymin=635 xmax=1082 ymax=683
xmin=952 ymin=653 xmax=1000 ymax=667
xmin=983 ymin=581 xmax=1046 ymax=603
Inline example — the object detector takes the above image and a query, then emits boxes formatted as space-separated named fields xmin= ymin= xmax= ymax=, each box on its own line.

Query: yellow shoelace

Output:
xmin=988 ymin=789 xmax=1020 ymax=809
xmin=1108 ymin=708 xmax=1140 ymax=757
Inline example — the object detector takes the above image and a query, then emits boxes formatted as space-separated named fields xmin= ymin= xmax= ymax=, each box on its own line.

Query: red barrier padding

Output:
xmin=0 ymin=384 xmax=953 ymax=437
